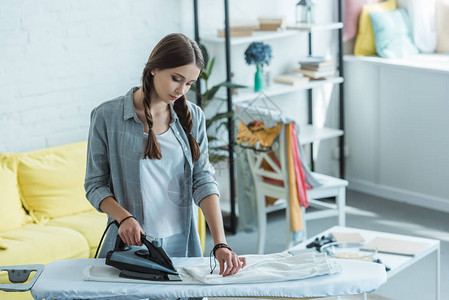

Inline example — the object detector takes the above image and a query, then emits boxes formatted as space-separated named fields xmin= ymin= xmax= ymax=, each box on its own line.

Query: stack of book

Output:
xmin=274 ymin=73 xmax=310 ymax=86
xmin=293 ymin=56 xmax=335 ymax=80
xmin=258 ymin=17 xmax=286 ymax=31
xmin=217 ymin=20 xmax=259 ymax=37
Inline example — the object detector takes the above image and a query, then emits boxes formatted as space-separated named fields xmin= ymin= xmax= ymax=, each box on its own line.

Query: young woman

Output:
xmin=85 ymin=33 xmax=245 ymax=276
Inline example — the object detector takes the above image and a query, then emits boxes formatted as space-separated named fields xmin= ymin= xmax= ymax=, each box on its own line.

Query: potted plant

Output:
xmin=191 ymin=45 xmax=246 ymax=163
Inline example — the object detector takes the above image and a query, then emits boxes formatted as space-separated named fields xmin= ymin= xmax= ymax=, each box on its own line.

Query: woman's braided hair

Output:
xmin=141 ymin=33 xmax=204 ymax=162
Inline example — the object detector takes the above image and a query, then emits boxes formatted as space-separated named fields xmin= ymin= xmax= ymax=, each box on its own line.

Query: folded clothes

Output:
xmin=82 ymin=252 xmax=341 ymax=285
xmin=179 ymin=252 xmax=342 ymax=284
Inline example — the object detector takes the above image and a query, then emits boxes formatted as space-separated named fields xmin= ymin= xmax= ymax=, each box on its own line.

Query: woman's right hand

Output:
xmin=118 ymin=216 xmax=145 ymax=246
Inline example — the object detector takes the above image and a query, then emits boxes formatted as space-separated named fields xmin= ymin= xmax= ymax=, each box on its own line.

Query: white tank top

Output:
xmin=140 ymin=129 xmax=185 ymax=238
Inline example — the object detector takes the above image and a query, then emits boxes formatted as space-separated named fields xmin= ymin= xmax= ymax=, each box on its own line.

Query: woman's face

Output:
xmin=152 ymin=63 xmax=201 ymax=104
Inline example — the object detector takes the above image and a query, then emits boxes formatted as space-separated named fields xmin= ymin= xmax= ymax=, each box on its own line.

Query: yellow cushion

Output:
xmin=436 ymin=0 xmax=449 ymax=52
xmin=0 ymin=236 xmax=7 ymax=250
xmin=354 ymin=0 xmax=397 ymax=56
xmin=0 ymin=224 xmax=89 ymax=266
xmin=24 ymin=141 xmax=87 ymax=156
xmin=0 ymin=224 xmax=89 ymax=300
xmin=47 ymin=210 xmax=108 ymax=257
xmin=16 ymin=141 xmax=94 ymax=223
xmin=0 ymin=156 xmax=31 ymax=232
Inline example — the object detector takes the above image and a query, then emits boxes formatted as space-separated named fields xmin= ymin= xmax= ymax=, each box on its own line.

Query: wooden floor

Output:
xmin=206 ymin=189 xmax=448 ymax=300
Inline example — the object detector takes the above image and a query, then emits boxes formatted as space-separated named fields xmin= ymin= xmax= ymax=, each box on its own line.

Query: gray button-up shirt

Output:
xmin=84 ymin=87 xmax=219 ymax=258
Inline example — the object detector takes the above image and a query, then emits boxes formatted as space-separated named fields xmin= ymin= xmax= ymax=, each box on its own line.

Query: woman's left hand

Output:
xmin=214 ymin=247 xmax=247 ymax=276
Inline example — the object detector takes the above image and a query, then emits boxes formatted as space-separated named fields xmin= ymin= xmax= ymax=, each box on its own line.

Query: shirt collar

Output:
xmin=168 ymin=103 xmax=179 ymax=124
xmin=123 ymin=87 xmax=139 ymax=121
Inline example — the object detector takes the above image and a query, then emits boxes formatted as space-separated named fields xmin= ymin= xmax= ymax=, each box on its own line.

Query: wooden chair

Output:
xmin=246 ymin=124 xmax=348 ymax=254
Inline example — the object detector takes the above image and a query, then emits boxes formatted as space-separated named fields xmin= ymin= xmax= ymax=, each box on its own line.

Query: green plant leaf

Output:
xmin=199 ymin=71 xmax=208 ymax=80
xmin=209 ymin=154 xmax=229 ymax=164
xmin=203 ymin=85 xmax=221 ymax=101
xmin=206 ymin=57 xmax=215 ymax=78
xmin=204 ymin=81 xmax=247 ymax=100
xmin=189 ymin=86 xmax=202 ymax=98
xmin=199 ymin=43 xmax=209 ymax=68
xmin=216 ymin=120 xmax=230 ymax=131
xmin=218 ymin=81 xmax=247 ymax=89
xmin=206 ymin=111 xmax=234 ymax=128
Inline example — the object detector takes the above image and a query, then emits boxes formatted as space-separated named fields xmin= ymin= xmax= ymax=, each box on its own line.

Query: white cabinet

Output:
xmin=344 ymin=54 xmax=449 ymax=213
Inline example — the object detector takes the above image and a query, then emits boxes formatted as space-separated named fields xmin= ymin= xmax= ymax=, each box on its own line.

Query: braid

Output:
xmin=142 ymin=67 xmax=162 ymax=159
xmin=174 ymin=96 xmax=201 ymax=162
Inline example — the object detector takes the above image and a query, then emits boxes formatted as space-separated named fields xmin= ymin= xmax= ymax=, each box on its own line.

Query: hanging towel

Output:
xmin=291 ymin=123 xmax=310 ymax=207
xmin=286 ymin=123 xmax=304 ymax=232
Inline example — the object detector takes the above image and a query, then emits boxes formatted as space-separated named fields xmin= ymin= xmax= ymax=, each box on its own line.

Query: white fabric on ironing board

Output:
xmin=82 ymin=252 xmax=341 ymax=284
xmin=31 ymin=257 xmax=387 ymax=300
xmin=181 ymin=252 xmax=341 ymax=284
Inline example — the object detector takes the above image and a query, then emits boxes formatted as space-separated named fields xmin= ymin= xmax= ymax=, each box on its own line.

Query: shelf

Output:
xmin=200 ymin=23 xmax=343 ymax=46
xmin=286 ymin=22 xmax=343 ymax=31
xmin=299 ymin=125 xmax=344 ymax=145
xmin=344 ymin=54 xmax=449 ymax=74
xmin=201 ymin=30 xmax=301 ymax=45
xmin=216 ymin=77 xmax=344 ymax=103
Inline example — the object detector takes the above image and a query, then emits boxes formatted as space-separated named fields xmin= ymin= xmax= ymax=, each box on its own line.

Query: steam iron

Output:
xmin=106 ymin=233 xmax=181 ymax=281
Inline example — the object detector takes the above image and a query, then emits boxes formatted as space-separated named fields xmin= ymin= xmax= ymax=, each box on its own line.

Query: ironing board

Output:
xmin=28 ymin=257 xmax=387 ymax=300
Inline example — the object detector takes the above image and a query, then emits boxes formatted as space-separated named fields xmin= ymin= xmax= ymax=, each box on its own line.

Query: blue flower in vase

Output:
xmin=244 ymin=42 xmax=272 ymax=92
xmin=244 ymin=42 xmax=272 ymax=67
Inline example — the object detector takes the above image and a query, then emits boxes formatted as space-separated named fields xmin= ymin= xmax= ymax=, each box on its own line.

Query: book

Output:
xmin=331 ymin=232 xmax=365 ymax=242
xmin=258 ymin=16 xmax=286 ymax=31
xmin=273 ymin=74 xmax=310 ymax=85
xmin=293 ymin=68 xmax=335 ymax=79
xmin=258 ymin=17 xmax=286 ymax=24
xmin=229 ymin=20 xmax=260 ymax=30
xmin=300 ymin=64 xmax=335 ymax=72
xmin=217 ymin=20 xmax=259 ymax=37
xmin=259 ymin=24 xmax=283 ymax=31
xmin=298 ymin=56 xmax=334 ymax=68
xmin=217 ymin=29 xmax=253 ymax=37
xmin=300 ymin=61 xmax=334 ymax=68
xmin=364 ymin=237 xmax=430 ymax=256
xmin=297 ymin=55 xmax=331 ymax=64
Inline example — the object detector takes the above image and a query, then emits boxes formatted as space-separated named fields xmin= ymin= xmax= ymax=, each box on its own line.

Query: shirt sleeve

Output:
xmin=191 ymin=105 xmax=220 ymax=206
xmin=84 ymin=106 xmax=114 ymax=211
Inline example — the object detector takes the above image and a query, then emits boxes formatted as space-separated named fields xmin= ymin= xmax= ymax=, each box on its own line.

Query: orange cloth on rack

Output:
xmin=286 ymin=123 xmax=304 ymax=232
xmin=236 ymin=121 xmax=282 ymax=149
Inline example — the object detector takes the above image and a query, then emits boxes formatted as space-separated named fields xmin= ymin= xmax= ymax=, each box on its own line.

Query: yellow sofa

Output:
xmin=0 ymin=141 xmax=108 ymax=299
xmin=0 ymin=141 xmax=207 ymax=299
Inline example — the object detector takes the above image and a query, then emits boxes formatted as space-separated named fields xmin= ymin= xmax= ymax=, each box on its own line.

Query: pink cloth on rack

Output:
xmin=290 ymin=124 xmax=309 ymax=208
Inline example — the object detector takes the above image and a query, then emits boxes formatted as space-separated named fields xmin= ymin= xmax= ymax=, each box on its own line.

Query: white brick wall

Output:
xmin=0 ymin=0 xmax=193 ymax=152
xmin=1 ymin=0 xmax=335 ymax=155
